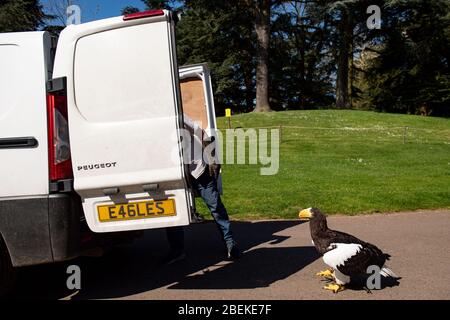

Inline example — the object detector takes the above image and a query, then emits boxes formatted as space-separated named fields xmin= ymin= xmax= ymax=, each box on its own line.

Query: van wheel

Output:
xmin=0 ymin=238 xmax=16 ymax=297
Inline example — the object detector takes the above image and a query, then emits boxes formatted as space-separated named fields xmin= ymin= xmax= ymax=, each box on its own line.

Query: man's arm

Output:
xmin=183 ymin=114 xmax=214 ymax=147
xmin=183 ymin=114 xmax=220 ymax=178
xmin=183 ymin=114 xmax=199 ymax=134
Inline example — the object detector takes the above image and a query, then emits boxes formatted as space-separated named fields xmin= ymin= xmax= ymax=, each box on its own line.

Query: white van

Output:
xmin=0 ymin=10 xmax=219 ymax=295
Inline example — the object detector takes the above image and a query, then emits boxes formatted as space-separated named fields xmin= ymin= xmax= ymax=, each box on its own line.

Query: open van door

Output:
xmin=179 ymin=64 xmax=222 ymax=194
xmin=52 ymin=10 xmax=191 ymax=233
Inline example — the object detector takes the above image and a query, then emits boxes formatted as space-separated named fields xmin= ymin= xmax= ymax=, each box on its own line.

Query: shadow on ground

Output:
xmin=11 ymin=220 xmax=319 ymax=300
xmin=345 ymin=276 xmax=402 ymax=292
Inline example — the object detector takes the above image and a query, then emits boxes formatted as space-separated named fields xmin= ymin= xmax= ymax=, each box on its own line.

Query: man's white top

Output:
xmin=183 ymin=115 xmax=207 ymax=179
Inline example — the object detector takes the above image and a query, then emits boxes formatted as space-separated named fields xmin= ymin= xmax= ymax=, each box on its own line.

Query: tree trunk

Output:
xmin=244 ymin=68 xmax=254 ymax=112
xmin=336 ymin=10 xmax=352 ymax=109
xmin=298 ymin=27 xmax=306 ymax=109
xmin=349 ymin=40 xmax=354 ymax=109
xmin=253 ymin=0 xmax=273 ymax=112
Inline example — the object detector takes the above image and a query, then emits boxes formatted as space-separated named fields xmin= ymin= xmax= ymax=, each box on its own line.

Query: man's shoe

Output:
xmin=163 ymin=250 xmax=186 ymax=265
xmin=227 ymin=244 xmax=242 ymax=260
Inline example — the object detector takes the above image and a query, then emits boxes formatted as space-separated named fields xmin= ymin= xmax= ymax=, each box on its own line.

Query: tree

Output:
xmin=363 ymin=0 xmax=450 ymax=116
xmin=123 ymin=0 xmax=339 ymax=113
xmin=42 ymin=0 xmax=74 ymax=36
xmin=144 ymin=0 xmax=273 ymax=112
xmin=253 ymin=0 xmax=273 ymax=112
xmin=320 ymin=0 xmax=366 ymax=109
xmin=120 ymin=0 xmax=450 ymax=117
xmin=44 ymin=0 xmax=102 ymax=35
xmin=141 ymin=0 xmax=174 ymax=10
xmin=121 ymin=1 xmax=176 ymax=15
xmin=45 ymin=0 xmax=72 ymax=26
xmin=335 ymin=6 xmax=352 ymax=109
xmin=270 ymin=1 xmax=335 ymax=110
xmin=121 ymin=6 xmax=140 ymax=15
xmin=0 ymin=0 xmax=49 ymax=32
xmin=176 ymin=0 xmax=256 ymax=114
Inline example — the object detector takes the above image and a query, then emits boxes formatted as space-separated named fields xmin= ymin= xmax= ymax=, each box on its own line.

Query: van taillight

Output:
xmin=123 ymin=9 xmax=164 ymax=21
xmin=47 ymin=80 xmax=73 ymax=182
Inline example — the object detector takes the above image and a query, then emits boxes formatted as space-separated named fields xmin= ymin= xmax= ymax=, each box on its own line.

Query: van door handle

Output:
xmin=0 ymin=137 xmax=38 ymax=149
xmin=103 ymin=188 xmax=120 ymax=196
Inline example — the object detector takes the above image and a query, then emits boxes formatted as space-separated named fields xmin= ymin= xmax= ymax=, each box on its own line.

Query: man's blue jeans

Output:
xmin=166 ymin=170 xmax=235 ymax=252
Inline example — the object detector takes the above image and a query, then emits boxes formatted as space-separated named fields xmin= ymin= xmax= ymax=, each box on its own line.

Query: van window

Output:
xmin=74 ymin=22 xmax=175 ymax=123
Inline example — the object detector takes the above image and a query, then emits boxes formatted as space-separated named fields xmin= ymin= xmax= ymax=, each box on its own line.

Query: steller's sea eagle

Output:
xmin=299 ymin=208 xmax=398 ymax=293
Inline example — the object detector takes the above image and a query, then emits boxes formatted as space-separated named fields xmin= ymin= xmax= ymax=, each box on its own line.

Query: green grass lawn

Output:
xmin=195 ymin=110 xmax=450 ymax=219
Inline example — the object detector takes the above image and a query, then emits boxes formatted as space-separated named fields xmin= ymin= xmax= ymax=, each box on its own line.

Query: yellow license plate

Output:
xmin=97 ymin=199 xmax=176 ymax=222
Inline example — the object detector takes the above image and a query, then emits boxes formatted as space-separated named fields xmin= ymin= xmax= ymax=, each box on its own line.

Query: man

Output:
xmin=164 ymin=115 xmax=241 ymax=264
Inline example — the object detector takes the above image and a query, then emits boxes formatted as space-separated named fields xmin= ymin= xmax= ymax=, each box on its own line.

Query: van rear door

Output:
xmin=0 ymin=32 xmax=52 ymax=198
xmin=179 ymin=64 xmax=222 ymax=193
xmin=52 ymin=10 xmax=191 ymax=233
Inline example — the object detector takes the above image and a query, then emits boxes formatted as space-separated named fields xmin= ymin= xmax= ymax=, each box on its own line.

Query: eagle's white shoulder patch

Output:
xmin=323 ymin=243 xmax=362 ymax=269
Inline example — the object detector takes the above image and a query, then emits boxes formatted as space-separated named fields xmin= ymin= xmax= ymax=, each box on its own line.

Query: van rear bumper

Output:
xmin=0 ymin=193 xmax=83 ymax=267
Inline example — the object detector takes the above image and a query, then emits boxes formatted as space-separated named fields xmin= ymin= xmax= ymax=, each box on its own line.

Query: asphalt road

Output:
xmin=11 ymin=210 xmax=450 ymax=300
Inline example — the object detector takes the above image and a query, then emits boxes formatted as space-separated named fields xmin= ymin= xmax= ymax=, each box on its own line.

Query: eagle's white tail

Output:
xmin=380 ymin=266 xmax=398 ymax=278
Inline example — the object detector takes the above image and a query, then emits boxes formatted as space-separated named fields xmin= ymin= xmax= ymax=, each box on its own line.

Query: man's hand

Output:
xmin=202 ymin=135 xmax=215 ymax=149
xmin=208 ymin=163 xmax=221 ymax=179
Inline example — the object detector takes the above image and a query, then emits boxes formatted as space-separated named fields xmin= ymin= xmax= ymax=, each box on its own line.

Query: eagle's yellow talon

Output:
xmin=316 ymin=269 xmax=334 ymax=278
xmin=323 ymin=283 xmax=345 ymax=293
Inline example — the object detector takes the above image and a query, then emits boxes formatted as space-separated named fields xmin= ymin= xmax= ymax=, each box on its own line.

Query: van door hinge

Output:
xmin=47 ymin=77 xmax=67 ymax=93
xmin=50 ymin=179 xmax=74 ymax=193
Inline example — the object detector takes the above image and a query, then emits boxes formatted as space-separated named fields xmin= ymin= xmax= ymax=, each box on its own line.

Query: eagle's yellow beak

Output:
xmin=299 ymin=208 xmax=313 ymax=221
